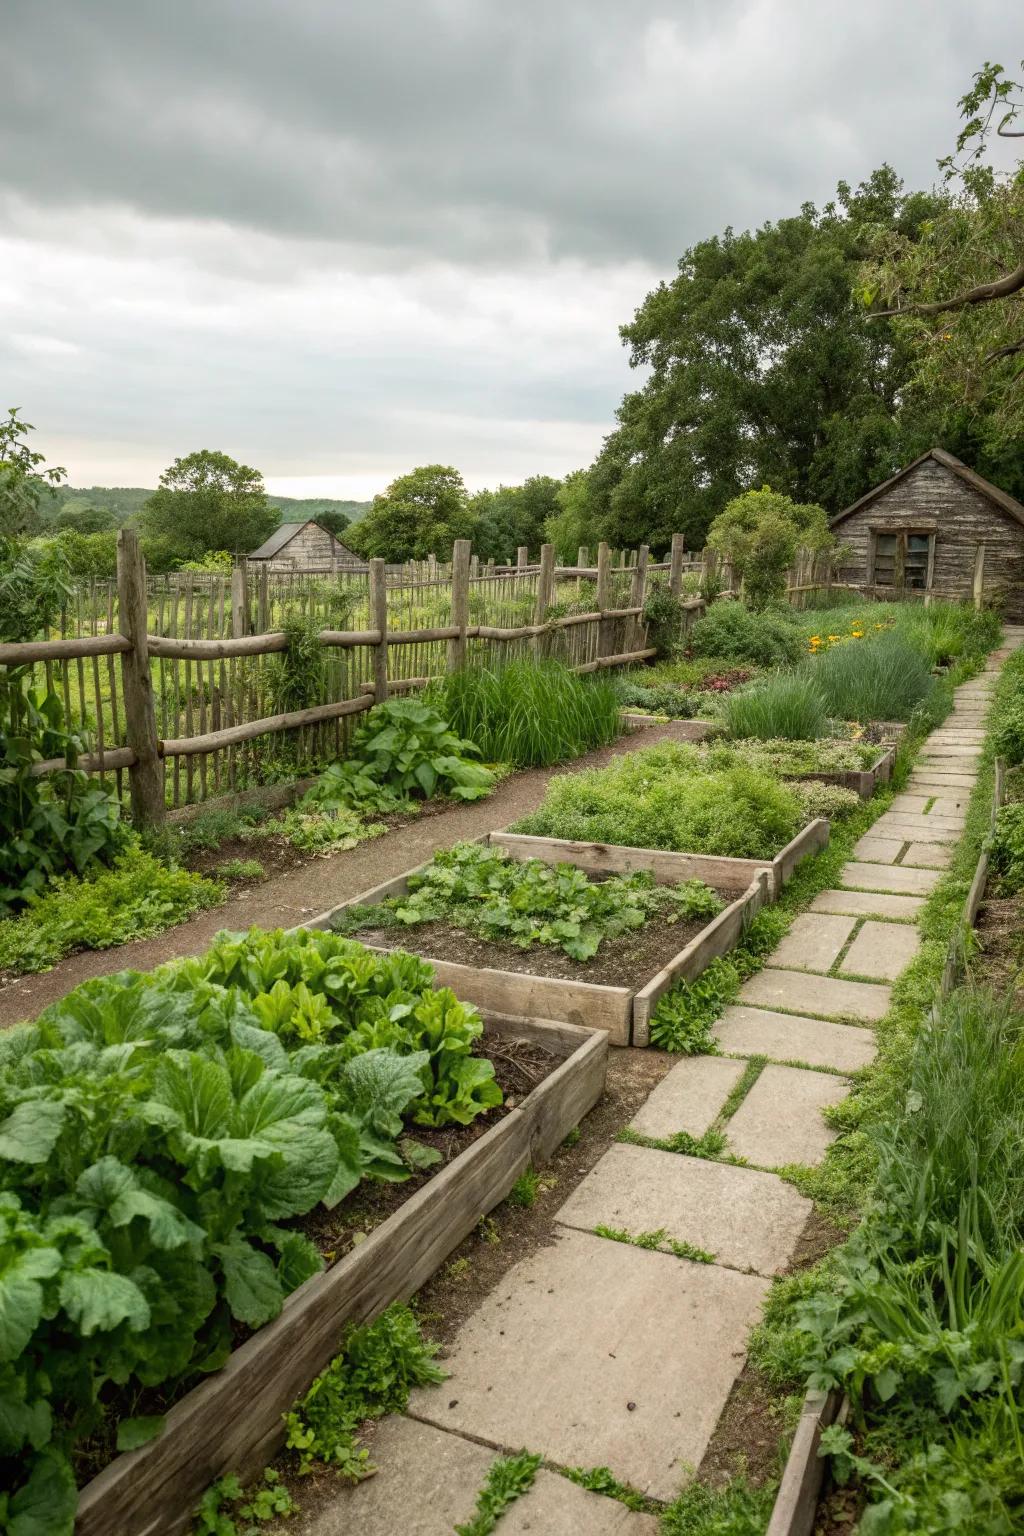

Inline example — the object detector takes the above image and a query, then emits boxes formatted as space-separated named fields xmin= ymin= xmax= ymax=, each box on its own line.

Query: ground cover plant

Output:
xmin=332 ymin=840 xmax=724 ymax=961
xmin=614 ymin=676 xmax=697 ymax=719
xmin=703 ymin=737 xmax=879 ymax=775
xmin=0 ymin=928 xmax=501 ymax=1527
xmin=0 ymin=843 xmax=224 ymax=976
xmin=513 ymin=741 xmax=804 ymax=860
xmin=426 ymin=658 xmax=621 ymax=767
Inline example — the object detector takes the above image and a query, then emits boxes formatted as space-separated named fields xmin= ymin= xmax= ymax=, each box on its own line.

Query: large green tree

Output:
xmin=140 ymin=449 xmax=277 ymax=564
xmin=864 ymin=62 xmax=1024 ymax=461
xmin=469 ymin=476 xmax=562 ymax=562
xmin=349 ymin=465 xmax=477 ymax=561
xmin=0 ymin=408 xmax=66 ymax=536
xmin=588 ymin=168 xmax=944 ymax=553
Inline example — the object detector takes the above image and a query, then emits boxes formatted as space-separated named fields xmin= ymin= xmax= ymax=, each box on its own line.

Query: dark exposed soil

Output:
xmin=973 ymin=893 xmax=1024 ymax=1006
xmin=346 ymin=906 xmax=736 ymax=987
xmin=300 ymin=1035 xmax=559 ymax=1265
xmin=0 ymin=723 xmax=688 ymax=1028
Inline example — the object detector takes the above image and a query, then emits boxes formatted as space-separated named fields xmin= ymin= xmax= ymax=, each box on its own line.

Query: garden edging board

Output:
xmin=785 ymin=743 xmax=896 ymax=799
xmin=308 ymin=824 xmax=829 ymax=1044
xmin=74 ymin=1015 xmax=607 ymax=1536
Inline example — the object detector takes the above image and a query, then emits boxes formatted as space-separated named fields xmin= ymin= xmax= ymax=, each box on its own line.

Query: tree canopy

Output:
xmin=470 ymin=476 xmax=562 ymax=562
xmin=863 ymin=62 xmax=1024 ymax=458
xmin=139 ymin=449 xmax=278 ymax=564
xmin=349 ymin=464 xmax=477 ymax=561
xmin=585 ymin=169 xmax=945 ymax=554
xmin=707 ymin=486 xmax=832 ymax=607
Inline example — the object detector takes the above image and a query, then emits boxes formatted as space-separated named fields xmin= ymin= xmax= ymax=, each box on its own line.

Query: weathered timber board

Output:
xmin=490 ymin=830 xmax=773 ymax=891
xmin=75 ymin=1019 xmax=607 ymax=1536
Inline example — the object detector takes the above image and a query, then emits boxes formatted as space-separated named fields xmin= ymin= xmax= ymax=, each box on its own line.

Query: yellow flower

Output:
xmin=827 ymin=634 xmax=840 ymax=643
xmin=851 ymin=629 xmax=864 ymax=639
xmin=809 ymin=635 xmax=821 ymax=644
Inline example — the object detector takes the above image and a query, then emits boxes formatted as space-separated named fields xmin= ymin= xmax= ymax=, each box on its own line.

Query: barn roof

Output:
xmin=249 ymin=518 xmax=361 ymax=562
xmin=831 ymin=449 xmax=1024 ymax=533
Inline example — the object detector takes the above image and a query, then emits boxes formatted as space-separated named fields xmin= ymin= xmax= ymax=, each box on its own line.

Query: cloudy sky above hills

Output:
xmin=1 ymin=0 xmax=1018 ymax=496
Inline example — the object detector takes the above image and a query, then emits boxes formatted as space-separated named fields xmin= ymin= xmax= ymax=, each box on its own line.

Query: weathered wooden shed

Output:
xmin=248 ymin=519 xmax=365 ymax=573
xmin=830 ymin=450 xmax=1024 ymax=618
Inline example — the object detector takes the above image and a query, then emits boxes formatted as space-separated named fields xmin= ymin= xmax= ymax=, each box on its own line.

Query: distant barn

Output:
xmin=247 ymin=519 xmax=365 ymax=573
xmin=831 ymin=449 xmax=1024 ymax=620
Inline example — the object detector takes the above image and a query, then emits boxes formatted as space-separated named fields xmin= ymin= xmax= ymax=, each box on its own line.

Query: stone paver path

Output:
xmin=302 ymin=633 xmax=1022 ymax=1531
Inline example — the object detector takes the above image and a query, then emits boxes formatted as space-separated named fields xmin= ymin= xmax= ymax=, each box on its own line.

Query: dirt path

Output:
xmin=0 ymin=723 xmax=683 ymax=1028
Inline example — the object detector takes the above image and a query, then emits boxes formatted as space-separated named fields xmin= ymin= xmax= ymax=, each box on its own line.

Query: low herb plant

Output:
xmin=615 ymin=676 xmax=697 ymax=719
xmin=0 ymin=840 xmax=225 ymax=975
xmin=988 ymin=801 xmax=1024 ymax=893
xmin=192 ymin=1469 xmax=294 ymax=1535
xmin=0 ymin=930 xmax=500 ymax=1523
xmin=333 ymin=841 xmax=724 ymax=961
xmin=514 ymin=742 xmax=803 ymax=860
xmin=285 ymin=1303 xmax=444 ymax=1480
xmin=723 ymin=673 xmax=828 ymax=741
xmin=427 ymin=658 xmax=621 ymax=767
xmin=304 ymin=698 xmax=494 ymax=813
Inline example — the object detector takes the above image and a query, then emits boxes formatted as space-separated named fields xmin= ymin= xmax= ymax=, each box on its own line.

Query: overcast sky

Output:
xmin=1 ymin=2 xmax=1018 ymax=498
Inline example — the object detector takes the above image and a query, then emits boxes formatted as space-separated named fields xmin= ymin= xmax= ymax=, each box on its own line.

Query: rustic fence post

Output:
xmin=449 ymin=539 xmax=471 ymax=671
xmin=116 ymin=528 xmax=165 ymax=829
xmin=257 ymin=565 xmax=269 ymax=633
xmin=514 ymin=545 xmax=527 ymax=571
xmin=533 ymin=543 xmax=556 ymax=659
xmin=973 ymin=543 xmax=986 ymax=610
xmin=369 ymin=558 xmax=389 ymax=703
xmin=670 ymin=533 xmax=685 ymax=598
xmin=469 ymin=552 xmax=480 ymax=579
xmin=231 ymin=560 xmax=249 ymax=638
xmin=629 ymin=543 xmax=650 ymax=651
xmin=596 ymin=540 xmax=613 ymax=663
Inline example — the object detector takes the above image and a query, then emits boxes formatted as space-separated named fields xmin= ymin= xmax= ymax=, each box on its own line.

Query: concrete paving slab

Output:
xmin=907 ymin=774 xmax=978 ymax=791
xmin=840 ymin=861 xmax=940 ymax=895
xmin=714 ymin=1003 xmax=876 ymax=1073
xmin=410 ymin=1227 xmax=768 ymax=1501
xmin=740 ymin=967 xmax=891 ymax=1022
xmin=766 ymin=912 xmax=857 ymax=973
xmin=303 ymin=1417 xmax=660 ymax=1536
xmin=852 ymin=835 xmax=905 ymax=864
xmin=555 ymin=1142 xmax=812 ymax=1275
xmin=870 ymin=815 xmax=961 ymax=843
xmin=888 ymin=794 xmax=930 ymax=813
xmin=928 ymin=796 xmax=972 ymax=817
xmin=904 ymin=841 xmax=953 ymax=869
xmin=840 ymin=920 xmax=921 ymax=981
xmin=725 ymin=1064 xmax=849 ymax=1167
xmin=810 ymin=888 xmax=925 ymax=922
xmin=629 ymin=1055 xmax=747 ymax=1140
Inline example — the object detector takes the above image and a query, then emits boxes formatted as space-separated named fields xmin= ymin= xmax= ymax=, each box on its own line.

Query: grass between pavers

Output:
xmin=455 ymin=1450 xmax=542 ymax=1536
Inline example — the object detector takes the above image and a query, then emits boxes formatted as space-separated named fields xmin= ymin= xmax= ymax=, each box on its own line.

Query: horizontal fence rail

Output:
xmin=4 ymin=533 xmax=709 ymax=822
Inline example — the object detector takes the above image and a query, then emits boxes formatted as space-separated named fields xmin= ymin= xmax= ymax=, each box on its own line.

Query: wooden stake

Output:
xmin=116 ymin=529 xmax=165 ymax=828
xmin=369 ymin=558 xmax=389 ymax=702
xmin=449 ymin=539 xmax=471 ymax=670
xmin=231 ymin=560 xmax=249 ymax=638
xmin=596 ymin=541 xmax=613 ymax=660
xmin=670 ymin=532 xmax=685 ymax=598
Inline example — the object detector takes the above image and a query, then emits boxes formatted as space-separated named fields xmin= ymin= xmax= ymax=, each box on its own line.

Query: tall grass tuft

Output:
xmin=427 ymin=658 xmax=621 ymax=768
xmin=808 ymin=630 xmax=933 ymax=721
xmin=723 ymin=674 xmax=828 ymax=740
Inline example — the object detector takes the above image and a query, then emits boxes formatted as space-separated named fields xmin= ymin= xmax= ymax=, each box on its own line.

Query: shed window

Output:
xmin=871 ymin=530 xmax=935 ymax=591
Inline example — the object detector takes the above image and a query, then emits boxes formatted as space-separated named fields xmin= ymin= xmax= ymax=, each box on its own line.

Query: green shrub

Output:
xmin=808 ymin=630 xmax=934 ymax=722
xmin=987 ymin=801 xmax=1024 ymax=892
xmin=514 ymin=742 xmax=803 ymax=859
xmin=306 ymin=698 xmax=495 ymax=812
xmin=723 ymin=674 xmax=828 ymax=740
xmin=334 ymin=840 xmax=723 ymax=961
xmin=896 ymin=600 xmax=1002 ymax=667
xmin=991 ymin=704 xmax=1024 ymax=765
xmin=615 ymin=677 xmax=697 ymax=719
xmin=427 ymin=659 xmax=621 ymax=767
xmin=0 ymin=841 xmax=224 ymax=974
xmin=688 ymin=601 xmax=805 ymax=667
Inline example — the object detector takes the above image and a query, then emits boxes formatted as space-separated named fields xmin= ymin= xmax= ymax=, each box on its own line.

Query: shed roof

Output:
xmin=831 ymin=449 xmax=1024 ymax=533
xmin=249 ymin=519 xmax=361 ymax=562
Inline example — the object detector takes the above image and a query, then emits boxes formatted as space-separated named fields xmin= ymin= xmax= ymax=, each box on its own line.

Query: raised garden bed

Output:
xmin=783 ymin=742 xmax=896 ymax=799
xmin=74 ymin=1013 xmax=606 ymax=1536
xmin=308 ymin=830 xmax=818 ymax=1046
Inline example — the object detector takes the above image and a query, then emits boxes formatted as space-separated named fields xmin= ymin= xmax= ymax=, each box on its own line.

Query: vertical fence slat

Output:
xmin=116 ymin=530 xmax=165 ymax=828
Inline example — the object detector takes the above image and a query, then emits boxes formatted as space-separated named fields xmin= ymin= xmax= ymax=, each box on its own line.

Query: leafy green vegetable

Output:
xmin=334 ymin=841 xmax=724 ymax=962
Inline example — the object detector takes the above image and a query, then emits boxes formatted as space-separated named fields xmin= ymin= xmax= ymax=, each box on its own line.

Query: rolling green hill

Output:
xmin=38 ymin=486 xmax=370 ymax=526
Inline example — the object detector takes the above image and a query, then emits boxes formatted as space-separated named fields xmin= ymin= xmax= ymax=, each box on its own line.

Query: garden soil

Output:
xmin=0 ymin=723 xmax=684 ymax=1027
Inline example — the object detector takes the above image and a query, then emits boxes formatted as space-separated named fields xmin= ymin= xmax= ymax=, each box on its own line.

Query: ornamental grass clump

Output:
xmin=427 ymin=659 xmax=621 ymax=768
xmin=808 ymin=629 xmax=934 ymax=722
xmin=723 ymin=674 xmax=829 ymax=741
xmin=514 ymin=741 xmax=802 ymax=859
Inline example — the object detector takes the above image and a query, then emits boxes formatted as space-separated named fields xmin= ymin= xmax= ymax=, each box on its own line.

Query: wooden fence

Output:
xmin=1 ymin=533 xmax=705 ymax=824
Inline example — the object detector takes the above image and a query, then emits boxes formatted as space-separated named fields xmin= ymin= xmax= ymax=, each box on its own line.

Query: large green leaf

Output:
xmin=6 ymin=1449 xmax=78 ymax=1536
xmin=0 ymin=1364 xmax=52 ymax=1455
xmin=340 ymin=1049 xmax=430 ymax=1139
xmin=0 ymin=1249 xmax=62 ymax=1362
xmin=215 ymin=1236 xmax=283 ymax=1327
xmin=59 ymin=1268 xmax=150 ymax=1337
xmin=0 ymin=1101 xmax=66 ymax=1165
